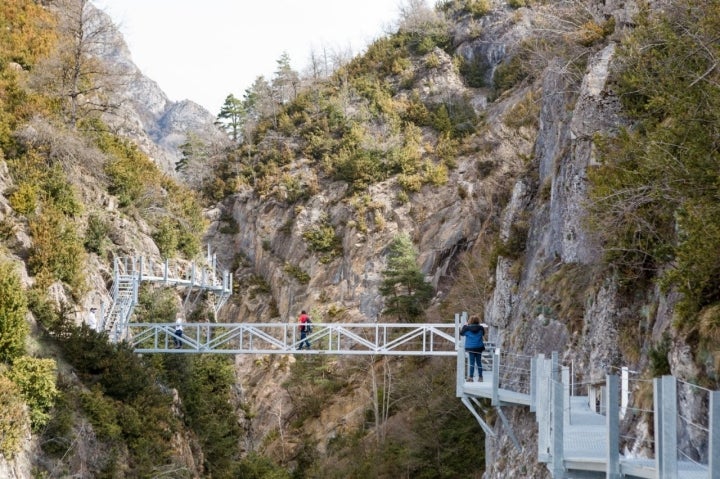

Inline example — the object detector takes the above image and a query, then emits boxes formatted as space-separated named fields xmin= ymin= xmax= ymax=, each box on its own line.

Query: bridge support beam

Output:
xmin=461 ymin=397 xmax=495 ymax=437
xmin=456 ymin=313 xmax=465 ymax=398
xmin=496 ymin=406 xmax=521 ymax=452
xmin=551 ymin=378 xmax=564 ymax=478
xmin=537 ymin=355 xmax=550 ymax=463
xmin=711 ymin=390 xmax=720 ymax=479
xmin=654 ymin=375 xmax=677 ymax=479
xmin=492 ymin=348 xmax=500 ymax=406
xmin=606 ymin=374 xmax=620 ymax=479
xmin=530 ymin=356 xmax=538 ymax=412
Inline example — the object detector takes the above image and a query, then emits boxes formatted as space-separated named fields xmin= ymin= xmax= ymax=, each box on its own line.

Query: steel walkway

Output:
xmin=101 ymin=260 xmax=719 ymax=478
xmin=457 ymin=347 xmax=720 ymax=479
xmin=98 ymin=255 xmax=232 ymax=342
xmin=128 ymin=322 xmax=457 ymax=356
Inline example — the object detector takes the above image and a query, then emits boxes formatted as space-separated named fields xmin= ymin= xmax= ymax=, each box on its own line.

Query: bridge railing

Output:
xmin=676 ymin=379 xmax=713 ymax=472
xmin=127 ymin=322 xmax=458 ymax=355
xmin=113 ymin=256 xmax=231 ymax=291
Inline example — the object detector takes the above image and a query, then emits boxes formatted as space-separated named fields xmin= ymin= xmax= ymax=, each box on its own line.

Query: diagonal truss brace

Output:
xmin=127 ymin=322 xmax=458 ymax=356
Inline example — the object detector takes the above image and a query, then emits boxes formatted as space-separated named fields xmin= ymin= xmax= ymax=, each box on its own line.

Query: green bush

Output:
xmin=84 ymin=213 xmax=109 ymax=255
xmin=303 ymin=220 xmax=342 ymax=255
xmin=284 ymin=263 xmax=310 ymax=284
xmin=493 ymin=53 xmax=531 ymax=93
xmin=152 ymin=217 xmax=179 ymax=258
xmin=0 ymin=261 xmax=28 ymax=362
xmin=7 ymin=356 xmax=58 ymax=431
xmin=588 ymin=0 xmax=720 ymax=321
xmin=0 ymin=373 xmax=28 ymax=458
xmin=28 ymin=205 xmax=87 ymax=296
xmin=456 ymin=54 xmax=488 ymax=88
xmin=9 ymin=182 xmax=38 ymax=215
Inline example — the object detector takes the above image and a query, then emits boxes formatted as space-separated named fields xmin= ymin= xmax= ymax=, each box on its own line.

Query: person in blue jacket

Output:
xmin=460 ymin=315 xmax=486 ymax=382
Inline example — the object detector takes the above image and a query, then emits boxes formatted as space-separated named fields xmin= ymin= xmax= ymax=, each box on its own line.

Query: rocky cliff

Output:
xmin=211 ymin=0 xmax=713 ymax=476
xmin=1 ymin=0 xmax=714 ymax=477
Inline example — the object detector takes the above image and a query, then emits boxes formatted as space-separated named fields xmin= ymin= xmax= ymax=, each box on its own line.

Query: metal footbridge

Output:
xmin=101 ymin=257 xmax=719 ymax=478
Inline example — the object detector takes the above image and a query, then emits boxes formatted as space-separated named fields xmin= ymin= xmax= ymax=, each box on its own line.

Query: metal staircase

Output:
xmin=100 ymin=257 xmax=138 ymax=342
xmin=102 ymin=254 xmax=232 ymax=342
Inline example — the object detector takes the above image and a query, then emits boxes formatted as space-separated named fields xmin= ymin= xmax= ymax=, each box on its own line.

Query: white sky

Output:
xmin=95 ymin=1 xmax=419 ymax=114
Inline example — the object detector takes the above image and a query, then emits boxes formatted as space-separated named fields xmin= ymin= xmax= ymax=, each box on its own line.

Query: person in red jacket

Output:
xmin=298 ymin=310 xmax=312 ymax=350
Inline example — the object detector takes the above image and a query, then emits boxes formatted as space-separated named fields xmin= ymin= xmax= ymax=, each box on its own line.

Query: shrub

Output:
xmin=9 ymin=182 xmax=38 ymax=215
xmin=467 ymin=0 xmax=492 ymax=16
xmin=425 ymin=52 xmax=441 ymax=69
xmin=84 ymin=213 xmax=109 ymax=255
xmin=423 ymin=161 xmax=449 ymax=186
xmin=28 ymin=205 xmax=87 ymax=296
xmin=0 ymin=373 xmax=28 ymax=458
xmin=152 ymin=217 xmax=179 ymax=258
xmin=493 ymin=53 xmax=531 ymax=93
xmin=0 ymin=261 xmax=29 ymax=362
xmin=503 ymin=89 xmax=540 ymax=129
xmin=102 ymin=138 xmax=161 ymax=208
xmin=284 ymin=263 xmax=310 ymax=284
xmin=303 ymin=221 xmax=342 ymax=255
xmin=7 ymin=356 xmax=58 ymax=431
xmin=456 ymin=54 xmax=488 ymax=88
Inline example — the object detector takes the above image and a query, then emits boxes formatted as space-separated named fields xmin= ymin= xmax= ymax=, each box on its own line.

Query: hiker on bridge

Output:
xmin=460 ymin=315 xmax=486 ymax=382
xmin=174 ymin=314 xmax=184 ymax=349
xmin=298 ymin=310 xmax=312 ymax=350
xmin=87 ymin=307 xmax=97 ymax=331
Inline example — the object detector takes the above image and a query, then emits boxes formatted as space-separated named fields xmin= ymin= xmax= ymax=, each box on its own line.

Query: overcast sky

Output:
xmin=95 ymin=1 xmax=421 ymax=115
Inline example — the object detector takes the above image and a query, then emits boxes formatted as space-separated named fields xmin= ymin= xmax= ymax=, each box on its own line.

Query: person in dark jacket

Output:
xmin=460 ymin=315 xmax=486 ymax=382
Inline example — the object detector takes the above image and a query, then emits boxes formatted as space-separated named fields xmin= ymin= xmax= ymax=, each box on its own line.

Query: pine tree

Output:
xmin=216 ymin=93 xmax=245 ymax=142
xmin=379 ymin=234 xmax=434 ymax=322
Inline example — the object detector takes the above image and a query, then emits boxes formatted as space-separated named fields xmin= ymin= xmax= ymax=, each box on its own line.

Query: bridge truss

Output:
xmin=129 ymin=322 xmax=457 ymax=356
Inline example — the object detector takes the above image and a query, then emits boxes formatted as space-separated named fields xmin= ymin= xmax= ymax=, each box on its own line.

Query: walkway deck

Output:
xmin=459 ymin=351 xmax=719 ymax=479
xmin=100 ymin=260 xmax=718 ymax=479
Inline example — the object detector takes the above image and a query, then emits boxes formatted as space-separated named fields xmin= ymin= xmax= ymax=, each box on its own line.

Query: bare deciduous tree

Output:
xmin=31 ymin=0 xmax=129 ymax=126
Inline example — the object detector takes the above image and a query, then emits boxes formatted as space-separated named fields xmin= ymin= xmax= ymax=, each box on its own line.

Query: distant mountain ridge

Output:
xmin=92 ymin=2 xmax=230 ymax=174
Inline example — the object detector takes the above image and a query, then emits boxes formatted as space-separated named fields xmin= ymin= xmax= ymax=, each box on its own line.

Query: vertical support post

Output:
xmin=456 ymin=313 xmax=465 ymax=398
xmin=551 ymin=351 xmax=559 ymax=381
xmin=709 ymin=390 xmax=719 ymax=479
xmin=492 ymin=347 xmax=500 ymax=406
xmin=139 ymin=256 xmax=144 ymax=282
xmin=100 ymin=302 xmax=106 ymax=332
xmin=164 ymin=259 xmax=169 ymax=283
xmin=537 ymin=356 xmax=549 ymax=462
xmin=551 ymin=378 xmax=564 ymax=478
xmin=530 ymin=356 xmax=538 ymax=412
xmin=562 ymin=366 xmax=570 ymax=425
xmin=654 ymin=376 xmax=677 ymax=479
xmin=621 ymin=367 xmax=629 ymax=420
xmin=606 ymin=374 xmax=620 ymax=479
